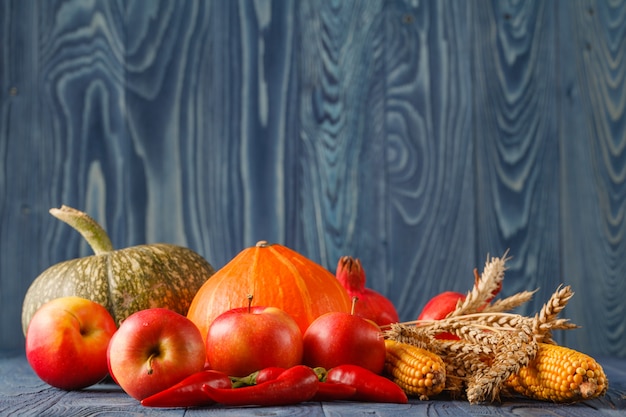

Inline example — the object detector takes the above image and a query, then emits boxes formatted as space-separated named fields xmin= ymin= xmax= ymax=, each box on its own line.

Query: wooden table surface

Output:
xmin=1 ymin=353 xmax=625 ymax=416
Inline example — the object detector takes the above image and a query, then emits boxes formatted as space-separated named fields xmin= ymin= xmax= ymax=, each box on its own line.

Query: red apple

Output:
xmin=417 ymin=291 xmax=465 ymax=340
xmin=417 ymin=291 xmax=465 ymax=321
xmin=302 ymin=302 xmax=386 ymax=374
xmin=206 ymin=300 xmax=303 ymax=377
xmin=107 ymin=308 xmax=206 ymax=401
xmin=25 ymin=296 xmax=117 ymax=390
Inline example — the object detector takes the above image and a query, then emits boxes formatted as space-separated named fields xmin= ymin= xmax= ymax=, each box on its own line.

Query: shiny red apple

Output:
xmin=25 ymin=296 xmax=117 ymax=390
xmin=205 ymin=301 xmax=303 ymax=377
xmin=417 ymin=269 xmax=504 ymax=340
xmin=107 ymin=308 xmax=206 ymax=401
xmin=417 ymin=291 xmax=465 ymax=321
xmin=417 ymin=291 xmax=465 ymax=340
xmin=302 ymin=302 xmax=386 ymax=374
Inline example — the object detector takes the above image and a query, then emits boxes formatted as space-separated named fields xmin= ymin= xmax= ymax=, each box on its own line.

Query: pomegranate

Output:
xmin=335 ymin=256 xmax=399 ymax=327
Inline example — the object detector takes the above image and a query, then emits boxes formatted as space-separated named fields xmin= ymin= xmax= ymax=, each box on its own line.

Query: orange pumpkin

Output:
xmin=187 ymin=240 xmax=351 ymax=340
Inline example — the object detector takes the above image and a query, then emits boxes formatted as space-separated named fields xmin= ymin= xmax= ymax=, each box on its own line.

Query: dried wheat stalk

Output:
xmin=448 ymin=251 xmax=509 ymax=317
xmin=385 ymin=316 xmax=540 ymax=402
xmin=530 ymin=284 xmax=579 ymax=344
xmin=480 ymin=290 xmax=536 ymax=313
xmin=384 ymin=253 xmax=581 ymax=403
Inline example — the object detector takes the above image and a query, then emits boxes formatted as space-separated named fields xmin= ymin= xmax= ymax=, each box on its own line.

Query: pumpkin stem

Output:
xmin=49 ymin=205 xmax=114 ymax=255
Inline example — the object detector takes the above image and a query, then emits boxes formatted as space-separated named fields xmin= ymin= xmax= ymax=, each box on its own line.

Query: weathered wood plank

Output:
xmin=0 ymin=0 xmax=56 ymax=352
xmin=472 ymin=1 xmax=562 ymax=324
xmin=382 ymin=1 xmax=476 ymax=321
xmin=122 ymin=0 xmax=301 ymax=267
xmin=121 ymin=0 xmax=243 ymax=266
xmin=1 ymin=0 xmax=625 ymax=359
xmin=35 ymin=0 xmax=127 ymax=256
xmin=558 ymin=0 xmax=626 ymax=357
xmin=1 ymin=355 xmax=625 ymax=416
xmin=294 ymin=0 xmax=387 ymax=272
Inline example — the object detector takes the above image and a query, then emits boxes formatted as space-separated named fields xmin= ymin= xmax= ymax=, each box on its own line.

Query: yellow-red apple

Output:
xmin=107 ymin=308 xmax=206 ymax=401
xmin=205 ymin=304 xmax=303 ymax=377
xmin=25 ymin=296 xmax=117 ymax=390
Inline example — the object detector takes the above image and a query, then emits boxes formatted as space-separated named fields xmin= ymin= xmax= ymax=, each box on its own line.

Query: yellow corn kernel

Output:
xmin=384 ymin=339 xmax=446 ymax=399
xmin=504 ymin=343 xmax=608 ymax=402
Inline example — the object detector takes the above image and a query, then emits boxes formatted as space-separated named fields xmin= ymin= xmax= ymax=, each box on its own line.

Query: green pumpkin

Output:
xmin=21 ymin=205 xmax=215 ymax=335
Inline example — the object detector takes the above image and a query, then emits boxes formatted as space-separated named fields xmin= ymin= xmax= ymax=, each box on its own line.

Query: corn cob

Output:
xmin=384 ymin=339 xmax=446 ymax=400
xmin=504 ymin=343 xmax=608 ymax=402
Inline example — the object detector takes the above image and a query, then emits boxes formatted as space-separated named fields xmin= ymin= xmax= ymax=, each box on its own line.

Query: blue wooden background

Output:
xmin=1 ymin=0 xmax=625 ymax=358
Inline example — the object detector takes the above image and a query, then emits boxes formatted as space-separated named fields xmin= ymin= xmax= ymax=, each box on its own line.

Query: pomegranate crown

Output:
xmin=336 ymin=255 xmax=366 ymax=292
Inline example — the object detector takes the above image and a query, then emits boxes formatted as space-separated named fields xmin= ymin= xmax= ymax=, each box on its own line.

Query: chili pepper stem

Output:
xmin=230 ymin=370 xmax=260 ymax=388
xmin=313 ymin=367 xmax=327 ymax=381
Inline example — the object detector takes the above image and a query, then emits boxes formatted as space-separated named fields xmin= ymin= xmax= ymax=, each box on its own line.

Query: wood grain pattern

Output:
xmin=559 ymin=0 xmax=626 ymax=356
xmin=2 ymin=355 xmax=625 ymax=416
xmin=1 ymin=0 xmax=58 ymax=352
xmin=295 ymin=0 xmax=388 ymax=285
xmin=473 ymin=1 xmax=562 ymax=324
xmin=382 ymin=1 xmax=476 ymax=321
xmin=1 ymin=0 xmax=625 ymax=358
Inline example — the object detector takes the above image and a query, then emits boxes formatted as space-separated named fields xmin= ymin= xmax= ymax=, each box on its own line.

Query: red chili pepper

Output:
xmin=140 ymin=369 xmax=232 ymax=408
xmin=312 ymin=381 xmax=357 ymax=402
xmin=230 ymin=366 xmax=287 ymax=388
xmin=325 ymin=364 xmax=408 ymax=404
xmin=202 ymin=365 xmax=319 ymax=406
xmin=255 ymin=366 xmax=287 ymax=384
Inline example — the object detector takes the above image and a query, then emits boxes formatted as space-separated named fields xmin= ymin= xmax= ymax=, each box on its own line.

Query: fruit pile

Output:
xmin=21 ymin=207 xmax=609 ymax=408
